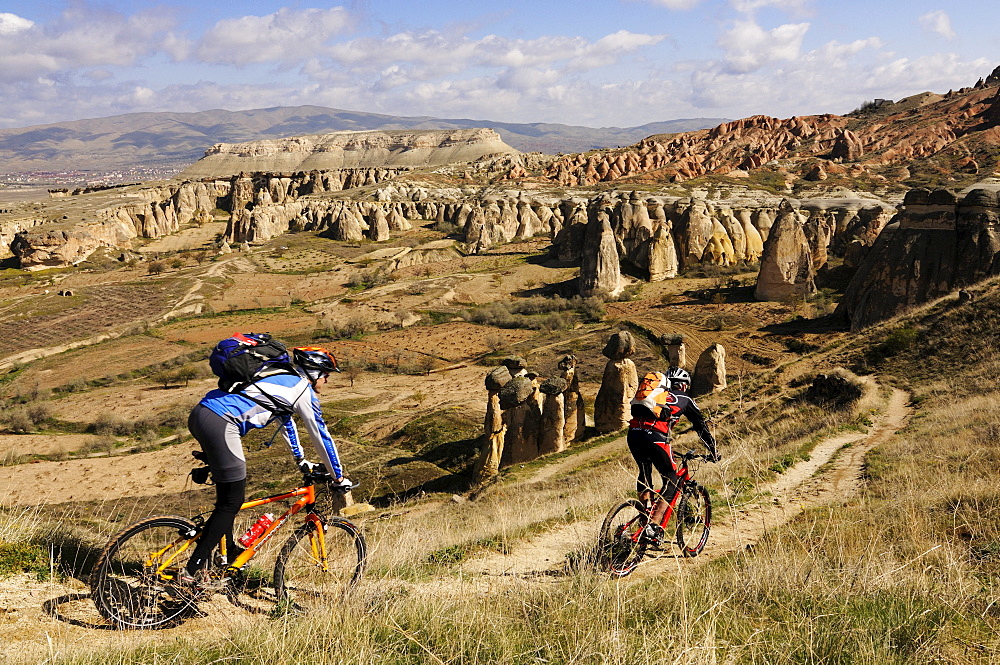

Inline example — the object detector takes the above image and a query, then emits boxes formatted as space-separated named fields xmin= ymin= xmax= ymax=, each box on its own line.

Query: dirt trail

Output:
xmin=0 ymin=389 xmax=912 ymax=660
xmin=461 ymin=387 xmax=912 ymax=579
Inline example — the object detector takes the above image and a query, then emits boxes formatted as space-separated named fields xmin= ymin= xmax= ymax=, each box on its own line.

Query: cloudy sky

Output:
xmin=0 ymin=1 xmax=995 ymax=130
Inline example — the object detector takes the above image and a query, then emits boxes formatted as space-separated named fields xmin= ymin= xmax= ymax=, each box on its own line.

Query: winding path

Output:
xmin=461 ymin=387 xmax=912 ymax=578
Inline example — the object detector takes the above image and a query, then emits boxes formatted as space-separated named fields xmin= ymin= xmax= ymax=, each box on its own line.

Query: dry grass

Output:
xmin=10 ymin=245 xmax=1000 ymax=661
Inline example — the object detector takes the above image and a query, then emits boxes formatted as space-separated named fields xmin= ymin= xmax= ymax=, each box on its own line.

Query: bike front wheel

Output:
xmin=597 ymin=499 xmax=649 ymax=576
xmin=675 ymin=483 xmax=712 ymax=556
xmin=89 ymin=516 xmax=201 ymax=629
xmin=273 ymin=517 xmax=366 ymax=613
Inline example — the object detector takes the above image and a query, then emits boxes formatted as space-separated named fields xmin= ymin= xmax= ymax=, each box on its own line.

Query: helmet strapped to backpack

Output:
xmin=292 ymin=346 xmax=339 ymax=381
xmin=209 ymin=332 xmax=295 ymax=392
xmin=666 ymin=366 xmax=691 ymax=394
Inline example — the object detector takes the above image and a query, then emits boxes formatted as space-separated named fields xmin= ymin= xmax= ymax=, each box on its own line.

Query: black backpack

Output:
xmin=208 ymin=332 xmax=297 ymax=392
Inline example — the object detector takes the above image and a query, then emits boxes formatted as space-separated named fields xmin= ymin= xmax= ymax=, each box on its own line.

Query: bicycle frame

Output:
xmin=650 ymin=456 xmax=696 ymax=529
xmin=147 ymin=481 xmax=326 ymax=582
xmin=225 ymin=483 xmax=324 ymax=570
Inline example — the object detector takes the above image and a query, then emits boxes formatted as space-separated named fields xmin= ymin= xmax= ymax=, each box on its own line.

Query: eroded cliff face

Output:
xmin=543 ymin=70 xmax=1000 ymax=187
xmin=8 ymin=168 xmax=410 ymax=269
xmin=183 ymin=128 xmax=519 ymax=178
xmin=835 ymin=187 xmax=1000 ymax=330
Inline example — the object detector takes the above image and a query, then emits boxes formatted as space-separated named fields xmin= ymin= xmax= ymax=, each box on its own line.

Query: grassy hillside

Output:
xmin=4 ymin=219 xmax=1000 ymax=661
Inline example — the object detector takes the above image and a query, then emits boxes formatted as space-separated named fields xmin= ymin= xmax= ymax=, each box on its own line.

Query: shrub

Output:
xmin=0 ymin=541 xmax=49 ymax=580
xmin=4 ymin=407 xmax=33 ymax=433
xmin=347 ymin=268 xmax=393 ymax=291
xmin=91 ymin=413 xmax=133 ymax=437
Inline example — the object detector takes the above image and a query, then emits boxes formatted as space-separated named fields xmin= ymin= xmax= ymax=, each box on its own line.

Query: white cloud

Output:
xmin=919 ymin=10 xmax=956 ymax=40
xmin=0 ymin=7 xmax=169 ymax=83
xmin=196 ymin=8 xmax=355 ymax=65
xmin=645 ymin=0 xmax=704 ymax=9
xmin=730 ymin=0 xmax=810 ymax=14
xmin=0 ymin=12 xmax=33 ymax=35
xmin=719 ymin=19 xmax=809 ymax=73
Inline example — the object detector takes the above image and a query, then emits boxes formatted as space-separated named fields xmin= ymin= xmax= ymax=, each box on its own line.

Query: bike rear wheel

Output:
xmin=597 ymin=499 xmax=649 ymax=576
xmin=675 ymin=483 xmax=711 ymax=556
xmin=273 ymin=517 xmax=366 ymax=613
xmin=90 ymin=516 xmax=201 ymax=629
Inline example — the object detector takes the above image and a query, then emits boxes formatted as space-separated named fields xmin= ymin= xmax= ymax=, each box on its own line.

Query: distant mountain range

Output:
xmin=0 ymin=106 xmax=728 ymax=176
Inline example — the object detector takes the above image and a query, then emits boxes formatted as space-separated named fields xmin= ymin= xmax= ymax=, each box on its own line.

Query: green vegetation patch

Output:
xmin=460 ymin=295 xmax=605 ymax=331
xmin=0 ymin=541 xmax=49 ymax=580
xmin=388 ymin=407 xmax=481 ymax=473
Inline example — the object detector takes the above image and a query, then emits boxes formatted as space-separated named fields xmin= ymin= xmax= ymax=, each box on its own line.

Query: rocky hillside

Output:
xmin=181 ymin=129 xmax=519 ymax=178
xmin=544 ymin=67 xmax=1000 ymax=189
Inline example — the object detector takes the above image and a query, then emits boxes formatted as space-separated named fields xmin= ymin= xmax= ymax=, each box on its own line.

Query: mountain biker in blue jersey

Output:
xmin=180 ymin=346 xmax=351 ymax=586
xmin=626 ymin=366 xmax=719 ymax=544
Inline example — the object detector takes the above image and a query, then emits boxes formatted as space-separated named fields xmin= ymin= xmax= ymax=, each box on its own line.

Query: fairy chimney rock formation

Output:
xmin=647 ymin=223 xmax=679 ymax=281
xmin=498 ymin=375 xmax=543 ymax=466
xmin=473 ymin=366 xmax=512 ymax=483
xmin=501 ymin=356 xmax=528 ymax=377
xmin=663 ymin=337 xmax=687 ymax=368
xmin=835 ymin=186 xmax=1000 ymax=330
xmin=593 ymin=331 xmax=639 ymax=433
xmin=538 ymin=378 xmax=568 ymax=455
xmin=692 ymin=343 xmax=727 ymax=395
xmin=579 ymin=212 xmax=623 ymax=298
xmin=558 ymin=354 xmax=586 ymax=443
xmin=754 ymin=204 xmax=817 ymax=301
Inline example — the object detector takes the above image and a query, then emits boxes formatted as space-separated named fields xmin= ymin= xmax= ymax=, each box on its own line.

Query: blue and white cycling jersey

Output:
xmin=198 ymin=371 xmax=344 ymax=478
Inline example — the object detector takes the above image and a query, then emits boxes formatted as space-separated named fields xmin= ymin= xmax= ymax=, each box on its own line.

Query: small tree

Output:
xmin=344 ymin=363 xmax=363 ymax=387
xmin=175 ymin=366 xmax=198 ymax=386
xmin=147 ymin=260 xmax=166 ymax=276
xmin=170 ymin=257 xmax=185 ymax=270
xmin=418 ymin=355 xmax=437 ymax=376
xmin=152 ymin=370 xmax=177 ymax=389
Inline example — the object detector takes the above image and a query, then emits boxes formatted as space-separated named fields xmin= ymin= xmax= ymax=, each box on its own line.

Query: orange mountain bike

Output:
xmin=598 ymin=450 xmax=712 ymax=576
xmin=89 ymin=468 xmax=366 ymax=629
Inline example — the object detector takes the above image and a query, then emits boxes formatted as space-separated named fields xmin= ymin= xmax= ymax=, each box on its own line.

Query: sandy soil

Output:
xmin=0 ymin=434 xmax=104 ymax=460
xmin=139 ymin=221 xmax=227 ymax=253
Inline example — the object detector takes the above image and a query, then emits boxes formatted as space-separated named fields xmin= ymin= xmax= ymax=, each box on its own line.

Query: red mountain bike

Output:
xmin=598 ymin=450 xmax=712 ymax=576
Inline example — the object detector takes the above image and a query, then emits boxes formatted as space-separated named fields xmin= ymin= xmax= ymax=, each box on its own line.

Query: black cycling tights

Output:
xmin=186 ymin=478 xmax=246 ymax=574
xmin=626 ymin=428 xmax=680 ymax=499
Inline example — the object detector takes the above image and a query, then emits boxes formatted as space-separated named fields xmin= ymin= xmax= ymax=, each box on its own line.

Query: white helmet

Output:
xmin=665 ymin=366 xmax=691 ymax=393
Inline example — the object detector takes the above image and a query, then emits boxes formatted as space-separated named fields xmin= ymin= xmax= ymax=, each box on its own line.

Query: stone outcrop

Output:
xmin=543 ymin=74 xmax=1000 ymax=187
xmin=472 ymin=366 xmax=511 ymax=483
xmin=559 ymin=354 xmax=586 ymax=443
xmin=538 ymin=378 xmax=567 ymax=455
xmin=473 ymin=355 xmax=585 ymax=481
xmin=754 ymin=203 xmax=817 ymax=301
xmin=183 ymin=128 xmax=519 ymax=178
xmin=578 ymin=212 xmax=623 ymax=298
xmin=7 ymin=169 xmax=412 ymax=269
xmin=691 ymin=343 xmax=727 ymax=395
xmin=499 ymin=375 xmax=543 ymax=466
xmin=664 ymin=337 xmax=686 ymax=368
xmin=836 ymin=186 xmax=1000 ymax=330
xmin=593 ymin=331 xmax=639 ymax=434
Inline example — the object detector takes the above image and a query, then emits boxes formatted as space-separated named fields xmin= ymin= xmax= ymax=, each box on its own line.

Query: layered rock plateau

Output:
xmin=182 ymin=128 xmax=519 ymax=178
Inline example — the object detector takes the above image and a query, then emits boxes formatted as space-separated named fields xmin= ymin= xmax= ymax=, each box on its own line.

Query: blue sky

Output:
xmin=0 ymin=1 xmax=995 ymax=130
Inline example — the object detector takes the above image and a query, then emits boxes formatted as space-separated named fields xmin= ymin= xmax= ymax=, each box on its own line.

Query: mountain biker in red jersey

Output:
xmin=626 ymin=367 xmax=720 ymax=543
xmin=180 ymin=346 xmax=350 ymax=587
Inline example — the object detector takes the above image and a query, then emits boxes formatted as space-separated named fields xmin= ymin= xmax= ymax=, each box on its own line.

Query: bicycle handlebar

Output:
xmin=674 ymin=450 xmax=715 ymax=462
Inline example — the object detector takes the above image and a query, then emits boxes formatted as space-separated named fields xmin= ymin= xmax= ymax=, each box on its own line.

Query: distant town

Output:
xmin=0 ymin=165 xmax=185 ymax=189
